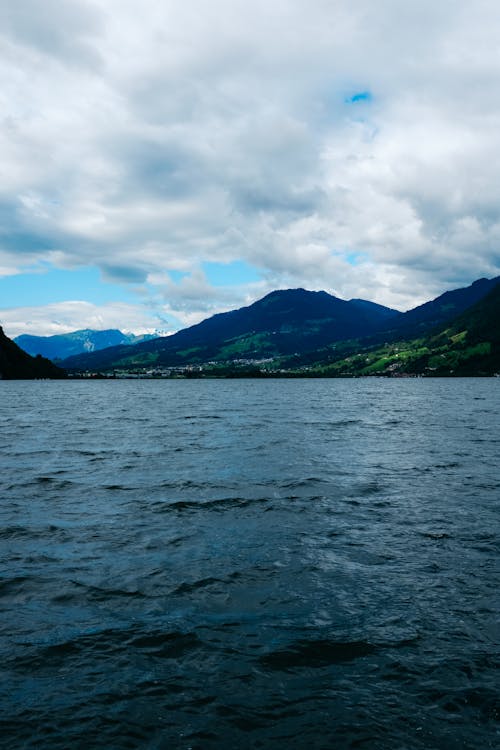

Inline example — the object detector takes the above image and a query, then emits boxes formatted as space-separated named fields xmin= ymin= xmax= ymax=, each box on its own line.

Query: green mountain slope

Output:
xmin=0 ymin=327 xmax=66 ymax=379
xmin=407 ymin=280 xmax=500 ymax=375
xmin=301 ymin=281 xmax=500 ymax=377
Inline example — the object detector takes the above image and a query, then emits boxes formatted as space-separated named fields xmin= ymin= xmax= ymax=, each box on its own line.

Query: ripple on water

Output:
xmin=0 ymin=378 xmax=498 ymax=750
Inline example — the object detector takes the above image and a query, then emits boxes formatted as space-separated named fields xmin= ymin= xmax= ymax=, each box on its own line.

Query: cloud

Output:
xmin=0 ymin=300 xmax=166 ymax=338
xmin=1 ymin=0 xmax=499 ymax=333
xmin=0 ymin=1 xmax=104 ymax=69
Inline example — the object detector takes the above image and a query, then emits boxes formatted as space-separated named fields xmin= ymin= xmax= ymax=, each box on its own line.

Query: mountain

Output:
xmin=61 ymin=289 xmax=397 ymax=372
xmin=0 ymin=327 xmax=65 ymax=379
xmin=348 ymin=299 xmax=399 ymax=320
xmin=299 ymin=281 xmax=500 ymax=377
xmin=59 ymin=277 xmax=500 ymax=375
xmin=404 ymin=280 xmax=500 ymax=375
xmin=14 ymin=329 xmax=156 ymax=362
xmin=383 ymin=276 xmax=500 ymax=337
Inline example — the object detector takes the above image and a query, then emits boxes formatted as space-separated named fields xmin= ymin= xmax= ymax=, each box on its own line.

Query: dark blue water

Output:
xmin=1 ymin=378 xmax=498 ymax=749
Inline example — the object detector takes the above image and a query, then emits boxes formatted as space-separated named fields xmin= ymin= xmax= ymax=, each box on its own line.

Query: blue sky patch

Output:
xmin=345 ymin=251 xmax=369 ymax=266
xmin=0 ymin=264 xmax=138 ymax=308
xmin=345 ymin=91 xmax=373 ymax=104
xmin=202 ymin=260 xmax=261 ymax=287
xmin=168 ymin=269 xmax=190 ymax=283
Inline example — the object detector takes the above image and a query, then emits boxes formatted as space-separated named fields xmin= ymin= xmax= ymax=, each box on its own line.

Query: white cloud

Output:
xmin=1 ymin=0 xmax=499 ymax=332
xmin=0 ymin=300 xmax=166 ymax=338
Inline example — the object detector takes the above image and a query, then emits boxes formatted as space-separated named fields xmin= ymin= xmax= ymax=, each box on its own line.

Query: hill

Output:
xmin=406 ymin=280 xmax=500 ymax=375
xmin=383 ymin=276 xmax=500 ymax=337
xmin=300 ymin=281 xmax=500 ymax=377
xmin=14 ymin=329 xmax=156 ymax=362
xmin=0 ymin=327 xmax=66 ymax=379
xmin=61 ymin=289 xmax=396 ymax=372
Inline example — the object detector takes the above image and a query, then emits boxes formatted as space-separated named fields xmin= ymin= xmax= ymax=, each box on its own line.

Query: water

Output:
xmin=0 ymin=378 xmax=498 ymax=749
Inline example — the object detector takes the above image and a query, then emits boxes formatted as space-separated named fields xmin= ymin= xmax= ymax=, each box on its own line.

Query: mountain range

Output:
xmin=3 ymin=275 xmax=498 ymax=378
xmin=279 ymin=280 xmax=500 ymax=377
xmin=58 ymin=289 xmax=397 ymax=371
xmin=14 ymin=329 xmax=156 ymax=362
xmin=57 ymin=275 xmax=499 ymax=375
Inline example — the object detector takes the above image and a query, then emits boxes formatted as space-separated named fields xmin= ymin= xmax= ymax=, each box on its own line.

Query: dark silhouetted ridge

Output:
xmin=385 ymin=276 xmax=500 ymax=336
xmin=0 ymin=327 xmax=66 ymax=379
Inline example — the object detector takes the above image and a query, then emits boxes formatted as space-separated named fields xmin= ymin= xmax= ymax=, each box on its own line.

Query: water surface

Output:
xmin=1 ymin=378 xmax=499 ymax=748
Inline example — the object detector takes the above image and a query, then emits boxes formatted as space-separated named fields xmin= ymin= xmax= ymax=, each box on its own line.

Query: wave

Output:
xmin=259 ymin=638 xmax=378 ymax=669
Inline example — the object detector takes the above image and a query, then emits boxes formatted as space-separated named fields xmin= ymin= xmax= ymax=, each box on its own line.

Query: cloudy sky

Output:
xmin=1 ymin=0 xmax=499 ymax=337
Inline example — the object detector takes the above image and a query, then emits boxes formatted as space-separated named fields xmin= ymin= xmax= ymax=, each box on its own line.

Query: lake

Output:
xmin=1 ymin=378 xmax=498 ymax=749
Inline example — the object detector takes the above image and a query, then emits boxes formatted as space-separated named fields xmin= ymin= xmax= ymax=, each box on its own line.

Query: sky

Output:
xmin=1 ymin=0 xmax=500 ymax=337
